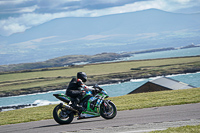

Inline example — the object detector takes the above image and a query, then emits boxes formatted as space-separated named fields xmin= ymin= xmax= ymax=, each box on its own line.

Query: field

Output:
xmin=0 ymin=56 xmax=200 ymax=96
xmin=0 ymin=87 xmax=200 ymax=125
xmin=151 ymin=124 xmax=200 ymax=133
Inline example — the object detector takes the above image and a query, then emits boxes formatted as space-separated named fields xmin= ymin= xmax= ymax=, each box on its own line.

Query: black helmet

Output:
xmin=77 ymin=72 xmax=87 ymax=82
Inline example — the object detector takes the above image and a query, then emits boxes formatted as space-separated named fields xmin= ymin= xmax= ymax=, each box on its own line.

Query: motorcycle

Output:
xmin=53 ymin=84 xmax=117 ymax=124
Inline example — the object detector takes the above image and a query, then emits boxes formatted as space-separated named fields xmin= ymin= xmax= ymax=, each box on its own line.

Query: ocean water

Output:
xmin=0 ymin=47 xmax=200 ymax=109
xmin=0 ymin=72 xmax=200 ymax=108
xmin=103 ymin=72 xmax=200 ymax=97
xmin=118 ymin=47 xmax=200 ymax=61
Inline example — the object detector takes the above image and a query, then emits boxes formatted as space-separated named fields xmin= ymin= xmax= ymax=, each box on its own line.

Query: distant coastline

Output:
xmin=0 ymin=44 xmax=199 ymax=73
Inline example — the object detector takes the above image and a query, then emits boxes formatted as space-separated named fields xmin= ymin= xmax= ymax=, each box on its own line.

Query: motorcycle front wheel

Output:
xmin=100 ymin=101 xmax=117 ymax=119
xmin=53 ymin=104 xmax=74 ymax=124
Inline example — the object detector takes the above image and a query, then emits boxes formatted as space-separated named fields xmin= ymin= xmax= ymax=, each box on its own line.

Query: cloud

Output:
xmin=18 ymin=5 xmax=39 ymax=13
xmin=0 ymin=22 xmax=27 ymax=36
xmin=0 ymin=0 xmax=200 ymax=36
xmin=88 ymin=1 xmax=164 ymax=16
xmin=10 ymin=36 xmax=57 ymax=49
xmin=0 ymin=0 xmax=31 ymax=5
xmin=80 ymin=35 xmax=113 ymax=41
xmin=0 ymin=12 xmax=68 ymax=36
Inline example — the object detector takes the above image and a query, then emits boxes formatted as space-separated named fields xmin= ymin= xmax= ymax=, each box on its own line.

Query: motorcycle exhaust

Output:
xmin=59 ymin=103 xmax=79 ymax=113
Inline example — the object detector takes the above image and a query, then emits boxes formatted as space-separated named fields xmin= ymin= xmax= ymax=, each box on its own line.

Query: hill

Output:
xmin=0 ymin=52 xmax=130 ymax=72
xmin=0 ymin=9 xmax=200 ymax=65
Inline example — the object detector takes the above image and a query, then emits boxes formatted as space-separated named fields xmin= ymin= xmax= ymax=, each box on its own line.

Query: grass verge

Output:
xmin=0 ymin=87 xmax=200 ymax=125
xmin=151 ymin=125 xmax=200 ymax=133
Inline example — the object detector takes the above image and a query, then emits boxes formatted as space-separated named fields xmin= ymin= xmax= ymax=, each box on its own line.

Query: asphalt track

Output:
xmin=1 ymin=103 xmax=200 ymax=133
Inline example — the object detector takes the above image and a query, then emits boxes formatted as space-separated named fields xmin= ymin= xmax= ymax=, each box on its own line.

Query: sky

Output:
xmin=0 ymin=0 xmax=200 ymax=36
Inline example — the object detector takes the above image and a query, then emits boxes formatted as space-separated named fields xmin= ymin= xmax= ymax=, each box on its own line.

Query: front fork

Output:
xmin=102 ymin=100 xmax=112 ymax=112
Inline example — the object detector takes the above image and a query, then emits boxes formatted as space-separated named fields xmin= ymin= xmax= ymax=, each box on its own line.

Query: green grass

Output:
xmin=0 ymin=105 xmax=55 ymax=125
xmin=1 ymin=56 xmax=200 ymax=82
xmin=151 ymin=125 xmax=200 ymax=133
xmin=0 ymin=78 xmax=71 ymax=92
xmin=0 ymin=87 xmax=200 ymax=125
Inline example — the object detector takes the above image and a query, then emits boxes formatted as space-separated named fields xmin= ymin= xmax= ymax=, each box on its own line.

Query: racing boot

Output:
xmin=71 ymin=98 xmax=83 ymax=112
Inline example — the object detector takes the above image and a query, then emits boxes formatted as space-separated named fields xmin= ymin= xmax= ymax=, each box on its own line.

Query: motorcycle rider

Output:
xmin=66 ymin=72 xmax=94 ymax=112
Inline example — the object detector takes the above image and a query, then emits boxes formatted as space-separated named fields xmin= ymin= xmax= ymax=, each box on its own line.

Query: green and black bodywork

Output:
xmin=53 ymin=84 xmax=117 ymax=124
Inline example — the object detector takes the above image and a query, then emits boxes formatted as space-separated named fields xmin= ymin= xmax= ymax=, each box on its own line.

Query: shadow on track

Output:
xmin=32 ymin=124 xmax=61 ymax=129
xmin=32 ymin=118 xmax=106 ymax=130
xmin=71 ymin=118 xmax=106 ymax=124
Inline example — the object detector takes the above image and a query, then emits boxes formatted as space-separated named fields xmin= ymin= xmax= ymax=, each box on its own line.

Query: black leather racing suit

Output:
xmin=66 ymin=78 xmax=90 ymax=110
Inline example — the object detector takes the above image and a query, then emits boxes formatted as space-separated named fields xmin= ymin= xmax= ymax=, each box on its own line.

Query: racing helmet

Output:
xmin=77 ymin=72 xmax=87 ymax=82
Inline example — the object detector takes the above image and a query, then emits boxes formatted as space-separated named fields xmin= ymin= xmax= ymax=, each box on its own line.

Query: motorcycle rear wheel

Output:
xmin=100 ymin=101 xmax=117 ymax=119
xmin=53 ymin=105 xmax=74 ymax=124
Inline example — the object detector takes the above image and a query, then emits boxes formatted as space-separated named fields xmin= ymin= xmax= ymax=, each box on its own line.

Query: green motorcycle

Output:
xmin=53 ymin=84 xmax=117 ymax=124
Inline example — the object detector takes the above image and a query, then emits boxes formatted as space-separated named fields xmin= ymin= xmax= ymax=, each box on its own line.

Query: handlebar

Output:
xmin=93 ymin=84 xmax=103 ymax=91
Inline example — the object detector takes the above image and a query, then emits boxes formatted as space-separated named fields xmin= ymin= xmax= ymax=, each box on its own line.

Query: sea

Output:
xmin=0 ymin=47 xmax=200 ymax=110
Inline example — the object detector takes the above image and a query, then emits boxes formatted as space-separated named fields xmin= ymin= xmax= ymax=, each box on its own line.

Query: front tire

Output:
xmin=100 ymin=101 xmax=117 ymax=119
xmin=53 ymin=105 xmax=74 ymax=124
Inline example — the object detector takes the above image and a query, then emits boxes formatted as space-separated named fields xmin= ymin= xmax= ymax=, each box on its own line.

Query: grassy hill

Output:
xmin=0 ymin=52 xmax=129 ymax=72
xmin=0 ymin=47 xmax=176 ymax=72
xmin=0 ymin=55 xmax=200 ymax=97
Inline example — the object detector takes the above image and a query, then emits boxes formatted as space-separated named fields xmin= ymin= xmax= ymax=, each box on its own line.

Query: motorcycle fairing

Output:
xmin=53 ymin=94 xmax=71 ymax=103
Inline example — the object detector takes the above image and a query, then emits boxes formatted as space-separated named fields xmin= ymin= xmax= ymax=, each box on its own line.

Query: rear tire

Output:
xmin=100 ymin=101 xmax=117 ymax=119
xmin=53 ymin=105 xmax=74 ymax=124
